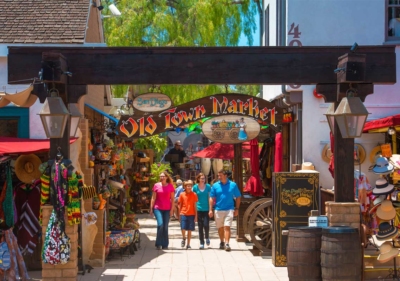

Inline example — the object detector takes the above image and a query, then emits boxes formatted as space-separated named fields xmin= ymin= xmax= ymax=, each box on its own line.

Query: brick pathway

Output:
xmin=29 ymin=214 xmax=289 ymax=281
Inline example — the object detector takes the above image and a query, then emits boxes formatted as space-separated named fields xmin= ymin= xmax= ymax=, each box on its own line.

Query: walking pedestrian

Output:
xmin=172 ymin=179 xmax=184 ymax=220
xmin=209 ymin=169 xmax=241 ymax=252
xmin=178 ymin=180 xmax=198 ymax=249
xmin=150 ymin=171 xmax=175 ymax=250
xmin=193 ymin=173 xmax=211 ymax=249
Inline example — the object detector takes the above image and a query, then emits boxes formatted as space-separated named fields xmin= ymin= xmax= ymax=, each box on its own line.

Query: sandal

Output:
xmin=181 ymin=238 xmax=186 ymax=248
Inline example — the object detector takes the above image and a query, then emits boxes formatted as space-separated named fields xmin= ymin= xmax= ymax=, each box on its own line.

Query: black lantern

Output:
xmin=39 ymin=97 xmax=70 ymax=138
xmin=68 ymin=103 xmax=82 ymax=137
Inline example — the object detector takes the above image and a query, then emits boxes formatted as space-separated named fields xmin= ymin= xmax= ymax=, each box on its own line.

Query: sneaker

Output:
xmin=199 ymin=244 xmax=204 ymax=249
xmin=225 ymin=244 xmax=231 ymax=252
xmin=186 ymin=245 xmax=191 ymax=250
xmin=162 ymin=246 xmax=168 ymax=250
xmin=219 ymin=242 xmax=225 ymax=249
xmin=156 ymin=246 xmax=162 ymax=250
xmin=181 ymin=239 xmax=186 ymax=248
xmin=206 ymin=239 xmax=210 ymax=246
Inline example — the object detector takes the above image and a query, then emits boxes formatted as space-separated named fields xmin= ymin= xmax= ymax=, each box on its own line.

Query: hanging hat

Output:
xmin=296 ymin=162 xmax=319 ymax=173
xmin=376 ymin=200 xmax=396 ymax=221
xmin=373 ymin=194 xmax=387 ymax=206
xmin=373 ymin=157 xmax=394 ymax=174
xmin=175 ymin=140 xmax=182 ymax=146
xmin=353 ymin=144 xmax=366 ymax=165
xmin=369 ymin=146 xmax=382 ymax=164
xmin=197 ymin=140 xmax=203 ymax=144
xmin=390 ymin=154 xmax=400 ymax=170
xmin=321 ymin=144 xmax=333 ymax=163
xmin=372 ymin=179 xmax=395 ymax=196
xmin=377 ymin=241 xmax=399 ymax=262
xmin=376 ymin=222 xmax=399 ymax=241
xmin=14 ymin=154 xmax=42 ymax=184
xmin=83 ymin=212 xmax=98 ymax=226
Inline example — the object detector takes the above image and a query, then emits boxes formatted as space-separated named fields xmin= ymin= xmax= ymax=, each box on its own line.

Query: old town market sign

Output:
xmin=116 ymin=93 xmax=282 ymax=139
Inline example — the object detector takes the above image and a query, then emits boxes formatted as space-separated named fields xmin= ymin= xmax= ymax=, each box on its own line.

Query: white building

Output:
xmin=263 ymin=0 xmax=400 ymax=189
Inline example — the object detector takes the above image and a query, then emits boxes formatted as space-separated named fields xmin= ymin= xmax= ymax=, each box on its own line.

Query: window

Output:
xmin=0 ymin=107 xmax=29 ymax=138
xmin=388 ymin=0 xmax=400 ymax=39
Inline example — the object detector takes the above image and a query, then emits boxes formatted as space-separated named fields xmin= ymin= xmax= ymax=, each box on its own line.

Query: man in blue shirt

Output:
xmin=209 ymin=169 xmax=241 ymax=252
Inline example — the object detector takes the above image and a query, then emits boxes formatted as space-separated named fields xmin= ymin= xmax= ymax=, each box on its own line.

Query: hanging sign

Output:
xmin=282 ymin=112 xmax=294 ymax=123
xmin=116 ymin=93 xmax=283 ymax=139
xmin=202 ymin=115 xmax=260 ymax=144
xmin=132 ymin=93 xmax=172 ymax=112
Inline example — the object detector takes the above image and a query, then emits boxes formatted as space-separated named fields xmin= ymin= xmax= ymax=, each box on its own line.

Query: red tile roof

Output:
xmin=0 ymin=0 xmax=90 ymax=44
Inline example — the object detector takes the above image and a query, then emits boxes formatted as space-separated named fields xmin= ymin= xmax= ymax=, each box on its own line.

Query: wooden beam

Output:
xmin=8 ymin=46 xmax=396 ymax=85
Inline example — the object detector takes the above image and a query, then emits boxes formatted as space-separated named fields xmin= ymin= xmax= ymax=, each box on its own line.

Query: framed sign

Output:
xmin=272 ymin=172 xmax=320 ymax=267
xmin=202 ymin=115 xmax=260 ymax=144
xmin=132 ymin=93 xmax=172 ymax=112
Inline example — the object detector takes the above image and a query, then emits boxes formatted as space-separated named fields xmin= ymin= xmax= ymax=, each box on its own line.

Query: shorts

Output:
xmin=180 ymin=215 xmax=195 ymax=231
xmin=214 ymin=210 xmax=234 ymax=229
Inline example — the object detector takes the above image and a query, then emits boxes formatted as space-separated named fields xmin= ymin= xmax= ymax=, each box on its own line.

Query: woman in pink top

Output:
xmin=150 ymin=171 xmax=175 ymax=250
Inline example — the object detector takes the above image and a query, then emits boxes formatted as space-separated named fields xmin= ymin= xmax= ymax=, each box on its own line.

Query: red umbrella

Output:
xmin=244 ymin=139 xmax=264 ymax=196
xmin=191 ymin=142 xmax=255 ymax=160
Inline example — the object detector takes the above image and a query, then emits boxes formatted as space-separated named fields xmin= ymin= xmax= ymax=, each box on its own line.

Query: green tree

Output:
xmin=103 ymin=0 xmax=258 ymax=102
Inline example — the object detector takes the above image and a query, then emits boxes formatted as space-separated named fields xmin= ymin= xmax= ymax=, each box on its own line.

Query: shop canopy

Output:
xmin=191 ymin=141 xmax=260 ymax=160
xmin=363 ymin=114 xmax=400 ymax=133
xmin=0 ymin=137 xmax=77 ymax=155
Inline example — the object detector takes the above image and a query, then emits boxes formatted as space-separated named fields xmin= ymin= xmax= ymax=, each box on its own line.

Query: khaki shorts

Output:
xmin=214 ymin=210 xmax=234 ymax=228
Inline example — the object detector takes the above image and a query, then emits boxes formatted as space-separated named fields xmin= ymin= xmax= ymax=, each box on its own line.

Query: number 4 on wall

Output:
xmin=288 ymin=23 xmax=301 ymax=38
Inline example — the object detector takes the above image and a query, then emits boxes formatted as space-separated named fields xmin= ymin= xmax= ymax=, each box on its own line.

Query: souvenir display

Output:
xmin=378 ymin=241 xmax=399 ymax=263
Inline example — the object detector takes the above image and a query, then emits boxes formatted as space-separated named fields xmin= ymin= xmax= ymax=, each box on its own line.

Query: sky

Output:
xmin=238 ymin=12 xmax=260 ymax=46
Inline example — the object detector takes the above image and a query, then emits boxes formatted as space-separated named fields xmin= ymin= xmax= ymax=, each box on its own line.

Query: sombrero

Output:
xmin=377 ymin=241 xmax=399 ymax=262
xmin=370 ymin=146 xmax=382 ymax=164
xmin=376 ymin=200 xmax=397 ymax=221
xmin=14 ymin=154 xmax=42 ymax=184
xmin=322 ymin=143 xmax=366 ymax=165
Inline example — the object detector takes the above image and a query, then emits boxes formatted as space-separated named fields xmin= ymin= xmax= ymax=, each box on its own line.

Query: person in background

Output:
xmin=194 ymin=140 xmax=204 ymax=170
xmin=193 ymin=173 xmax=211 ymax=249
xmin=149 ymin=171 xmax=175 ymax=250
xmin=185 ymin=143 xmax=195 ymax=158
xmin=167 ymin=140 xmax=187 ymax=176
xmin=178 ymin=180 xmax=198 ymax=250
xmin=209 ymin=169 xmax=241 ymax=252
xmin=172 ymin=179 xmax=184 ymax=221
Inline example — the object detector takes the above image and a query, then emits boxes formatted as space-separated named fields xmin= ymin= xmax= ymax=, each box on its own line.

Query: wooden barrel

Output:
xmin=287 ymin=227 xmax=322 ymax=281
xmin=321 ymin=226 xmax=361 ymax=281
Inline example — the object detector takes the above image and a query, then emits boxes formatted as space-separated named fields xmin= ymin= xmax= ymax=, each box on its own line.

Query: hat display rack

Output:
xmin=370 ymin=151 xmax=400 ymax=280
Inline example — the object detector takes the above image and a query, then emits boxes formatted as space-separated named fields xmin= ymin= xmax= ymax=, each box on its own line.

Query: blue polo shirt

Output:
xmin=210 ymin=180 xmax=241 ymax=211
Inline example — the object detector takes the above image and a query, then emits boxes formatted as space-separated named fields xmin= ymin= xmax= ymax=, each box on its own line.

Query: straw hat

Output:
xmin=378 ymin=241 xmax=399 ymax=262
xmin=372 ymin=157 xmax=394 ymax=175
xmin=322 ymin=143 xmax=366 ymax=165
xmin=369 ymin=146 xmax=382 ymax=164
xmin=197 ymin=140 xmax=203 ymax=145
xmin=175 ymin=140 xmax=182 ymax=146
xmin=296 ymin=162 xmax=319 ymax=173
xmin=376 ymin=222 xmax=399 ymax=241
xmin=390 ymin=154 xmax=400 ymax=169
xmin=376 ymin=200 xmax=396 ymax=221
xmin=372 ymin=178 xmax=395 ymax=196
xmin=14 ymin=154 xmax=42 ymax=184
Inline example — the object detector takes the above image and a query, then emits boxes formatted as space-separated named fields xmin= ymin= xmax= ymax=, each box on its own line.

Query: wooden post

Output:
xmin=234 ymin=143 xmax=246 ymax=241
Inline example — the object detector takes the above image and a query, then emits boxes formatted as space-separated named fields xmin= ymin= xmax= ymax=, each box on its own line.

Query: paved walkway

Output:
xmin=29 ymin=214 xmax=289 ymax=281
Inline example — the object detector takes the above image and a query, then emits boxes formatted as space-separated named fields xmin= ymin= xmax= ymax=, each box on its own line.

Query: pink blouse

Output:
xmin=152 ymin=182 xmax=174 ymax=210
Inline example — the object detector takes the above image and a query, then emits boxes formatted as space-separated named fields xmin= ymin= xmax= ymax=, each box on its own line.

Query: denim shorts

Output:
xmin=180 ymin=215 xmax=195 ymax=231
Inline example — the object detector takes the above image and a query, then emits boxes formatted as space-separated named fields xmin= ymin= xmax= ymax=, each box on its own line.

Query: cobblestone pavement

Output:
xmin=29 ymin=214 xmax=289 ymax=281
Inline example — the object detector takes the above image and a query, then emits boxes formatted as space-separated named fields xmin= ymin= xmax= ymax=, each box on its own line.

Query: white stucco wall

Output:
xmin=263 ymin=0 xmax=399 ymax=188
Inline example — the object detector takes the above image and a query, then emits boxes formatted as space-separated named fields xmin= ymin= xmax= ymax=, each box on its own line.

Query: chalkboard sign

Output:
xmin=272 ymin=172 xmax=320 ymax=267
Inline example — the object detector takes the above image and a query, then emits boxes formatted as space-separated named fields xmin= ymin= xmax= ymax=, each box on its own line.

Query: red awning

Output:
xmin=363 ymin=114 xmax=400 ymax=132
xmin=191 ymin=142 xmax=260 ymax=160
xmin=0 ymin=137 xmax=78 ymax=155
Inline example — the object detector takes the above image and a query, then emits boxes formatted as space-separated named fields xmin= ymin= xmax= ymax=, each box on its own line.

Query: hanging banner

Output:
xmin=202 ymin=115 xmax=260 ymax=144
xmin=116 ymin=93 xmax=283 ymax=139
xmin=132 ymin=93 xmax=172 ymax=112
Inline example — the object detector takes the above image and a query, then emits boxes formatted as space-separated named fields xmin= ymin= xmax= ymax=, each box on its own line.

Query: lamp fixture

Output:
xmin=39 ymin=97 xmax=70 ymax=138
xmin=68 ymin=103 xmax=83 ymax=137
xmin=325 ymin=97 xmax=369 ymax=138
xmin=388 ymin=126 xmax=396 ymax=136
xmin=101 ymin=3 xmax=122 ymax=18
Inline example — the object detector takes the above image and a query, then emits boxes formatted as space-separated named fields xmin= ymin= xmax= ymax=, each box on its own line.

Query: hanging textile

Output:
xmin=3 ymin=166 xmax=14 ymax=228
xmin=274 ymin=132 xmax=283 ymax=172
xmin=354 ymin=170 xmax=371 ymax=213
xmin=67 ymin=173 xmax=82 ymax=225
xmin=328 ymin=132 xmax=335 ymax=178
xmin=1 ymin=229 xmax=30 ymax=281
xmin=14 ymin=180 xmax=41 ymax=255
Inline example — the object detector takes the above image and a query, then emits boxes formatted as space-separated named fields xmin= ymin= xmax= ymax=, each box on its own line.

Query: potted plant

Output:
xmin=134 ymin=135 xmax=168 ymax=162
xmin=125 ymin=210 xmax=135 ymax=219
